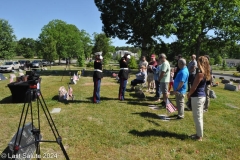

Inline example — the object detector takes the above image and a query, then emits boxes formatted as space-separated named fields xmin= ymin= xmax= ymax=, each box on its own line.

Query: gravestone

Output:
xmin=224 ymin=84 xmax=239 ymax=91
xmin=234 ymin=79 xmax=240 ymax=83
xmin=8 ymin=122 xmax=42 ymax=160
xmin=221 ymin=79 xmax=230 ymax=84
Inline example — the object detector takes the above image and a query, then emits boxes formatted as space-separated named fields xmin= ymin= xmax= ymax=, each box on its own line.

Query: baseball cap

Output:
xmin=151 ymin=54 xmax=155 ymax=58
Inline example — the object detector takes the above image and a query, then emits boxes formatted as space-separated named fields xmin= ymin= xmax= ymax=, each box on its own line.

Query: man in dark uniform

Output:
xmin=118 ymin=53 xmax=131 ymax=101
xmin=93 ymin=52 xmax=103 ymax=103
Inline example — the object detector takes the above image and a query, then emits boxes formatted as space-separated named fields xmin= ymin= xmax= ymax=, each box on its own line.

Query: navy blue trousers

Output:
xmin=119 ymin=78 xmax=127 ymax=100
xmin=93 ymin=78 xmax=101 ymax=103
xmin=131 ymin=79 xmax=144 ymax=86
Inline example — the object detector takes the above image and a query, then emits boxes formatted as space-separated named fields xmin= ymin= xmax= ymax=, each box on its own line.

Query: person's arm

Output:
xmin=159 ymin=71 xmax=165 ymax=81
xmin=174 ymin=82 xmax=184 ymax=94
xmin=159 ymin=63 xmax=165 ymax=81
xmin=187 ymin=73 xmax=204 ymax=98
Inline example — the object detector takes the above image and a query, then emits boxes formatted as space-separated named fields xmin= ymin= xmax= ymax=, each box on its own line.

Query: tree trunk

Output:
xmin=195 ymin=35 xmax=201 ymax=58
xmin=58 ymin=57 xmax=60 ymax=65
xmin=141 ymin=39 xmax=148 ymax=58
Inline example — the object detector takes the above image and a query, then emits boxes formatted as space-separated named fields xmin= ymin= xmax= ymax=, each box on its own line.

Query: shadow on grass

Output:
xmin=0 ymin=146 xmax=12 ymax=160
xmin=129 ymin=129 xmax=188 ymax=140
xmin=0 ymin=96 xmax=12 ymax=104
xmin=51 ymin=95 xmax=93 ymax=104
xmin=145 ymin=119 xmax=161 ymax=126
xmin=132 ymin=112 xmax=161 ymax=119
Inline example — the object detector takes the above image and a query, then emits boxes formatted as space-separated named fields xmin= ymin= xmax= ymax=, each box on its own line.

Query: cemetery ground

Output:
xmin=0 ymin=66 xmax=240 ymax=160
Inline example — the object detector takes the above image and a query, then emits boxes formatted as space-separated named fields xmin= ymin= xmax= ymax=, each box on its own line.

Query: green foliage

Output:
xmin=128 ymin=57 xmax=138 ymax=69
xmin=92 ymin=33 xmax=112 ymax=57
xmin=95 ymin=0 xmax=179 ymax=56
xmin=86 ymin=61 xmax=94 ymax=68
xmin=77 ymin=53 xmax=85 ymax=67
xmin=38 ymin=20 xmax=85 ymax=63
xmin=209 ymin=58 xmax=215 ymax=65
xmin=236 ymin=64 xmax=240 ymax=72
xmin=222 ymin=60 xmax=227 ymax=69
xmin=103 ymin=52 xmax=112 ymax=65
xmin=16 ymin=38 xmax=36 ymax=58
xmin=0 ymin=19 xmax=16 ymax=59
xmin=215 ymin=55 xmax=222 ymax=65
xmin=233 ymin=72 xmax=240 ymax=77
xmin=79 ymin=29 xmax=93 ymax=59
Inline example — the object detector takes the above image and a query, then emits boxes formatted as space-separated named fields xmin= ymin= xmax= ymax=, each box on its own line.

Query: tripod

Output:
xmin=12 ymin=84 xmax=70 ymax=160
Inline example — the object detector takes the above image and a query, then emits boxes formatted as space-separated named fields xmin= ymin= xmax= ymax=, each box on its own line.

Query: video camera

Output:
xmin=26 ymin=71 xmax=40 ymax=85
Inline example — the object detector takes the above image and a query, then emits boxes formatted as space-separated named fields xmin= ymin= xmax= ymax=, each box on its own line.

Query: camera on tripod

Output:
xmin=26 ymin=71 xmax=41 ymax=89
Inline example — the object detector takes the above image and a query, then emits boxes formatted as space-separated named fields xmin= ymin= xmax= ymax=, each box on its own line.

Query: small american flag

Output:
xmin=166 ymin=98 xmax=177 ymax=113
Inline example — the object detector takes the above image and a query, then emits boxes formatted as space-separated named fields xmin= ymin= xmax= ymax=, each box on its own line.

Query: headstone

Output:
xmin=224 ymin=84 xmax=239 ymax=91
xmin=50 ymin=108 xmax=61 ymax=113
xmin=234 ymin=80 xmax=240 ymax=83
xmin=221 ymin=79 xmax=230 ymax=84
xmin=8 ymin=122 xmax=42 ymax=160
xmin=0 ymin=73 xmax=6 ymax=80
xmin=135 ymin=90 xmax=146 ymax=98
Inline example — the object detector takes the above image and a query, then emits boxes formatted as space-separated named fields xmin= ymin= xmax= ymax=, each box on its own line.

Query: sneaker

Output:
xmin=203 ymin=109 xmax=208 ymax=112
xmin=177 ymin=116 xmax=184 ymax=119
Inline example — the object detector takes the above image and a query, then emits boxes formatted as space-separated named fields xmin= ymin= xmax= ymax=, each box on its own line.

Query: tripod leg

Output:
xmin=59 ymin=141 xmax=70 ymax=160
xmin=36 ymin=90 xmax=70 ymax=159
xmin=13 ymin=91 xmax=32 ymax=157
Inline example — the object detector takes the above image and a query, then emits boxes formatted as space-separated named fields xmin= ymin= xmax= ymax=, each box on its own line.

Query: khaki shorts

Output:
xmin=147 ymin=73 xmax=154 ymax=83
xmin=160 ymin=82 xmax=169 ymax=93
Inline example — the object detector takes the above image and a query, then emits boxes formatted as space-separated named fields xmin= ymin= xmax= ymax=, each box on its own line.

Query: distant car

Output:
xmin=31 ymin=60 xmax=43 ymax=68
xmin=18 ymin=60 xmax=31 ymax=69
xmin=0 ymin=61 xmax=20 ymax=72
xmin=42 ymin=60 xmax=50 ymax=66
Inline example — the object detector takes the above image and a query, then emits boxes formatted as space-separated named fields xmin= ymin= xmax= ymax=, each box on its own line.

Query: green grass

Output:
xmin=0 ymin=67 xmax=240 ymax=160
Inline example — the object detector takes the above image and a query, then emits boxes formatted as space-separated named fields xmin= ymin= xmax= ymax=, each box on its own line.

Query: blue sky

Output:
xmin=0 ymin=0 xmax=174 ymax=47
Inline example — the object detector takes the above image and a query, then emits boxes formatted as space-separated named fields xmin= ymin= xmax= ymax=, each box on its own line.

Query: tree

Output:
xmin=92 ymin=33 xmax=112 ymax=64
xmin=128 ymin=56 xmax=138 ymax=69
xmin=209 ymin=58 xmax=215 ymax=66
xmin=38 ymin=20 xmax=70 ymax=63
xmin=172 ymin=0 xmax=240 ymax=58
xmin=0 ymin=19 xmax=16 ymax=59
xmin=16 ymin=38 xmax=36 ymax=58
xmin=79 ymin=30 xmax=93 ymax=59
xmin=95 ymin=0 xmax=181 ymax=57
xmin=222 ymin=60 xmax=227 ymax=69
xmin=215 ymin=55 xmax=222 ymax=65
xmin=38 ymin=19 xmax=85 ymax=66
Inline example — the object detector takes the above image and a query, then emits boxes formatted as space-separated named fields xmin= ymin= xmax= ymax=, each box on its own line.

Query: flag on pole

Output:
xmin=166 ymin=98 xmax=177 ymax=113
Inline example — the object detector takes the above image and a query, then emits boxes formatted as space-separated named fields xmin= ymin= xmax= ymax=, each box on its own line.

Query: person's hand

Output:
xmin=173 ymin=91 xmax=178 ymax=95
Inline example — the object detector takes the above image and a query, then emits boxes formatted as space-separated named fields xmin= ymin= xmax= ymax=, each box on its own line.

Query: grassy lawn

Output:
xmin=0 ymin=67 xmax=240 ymax=160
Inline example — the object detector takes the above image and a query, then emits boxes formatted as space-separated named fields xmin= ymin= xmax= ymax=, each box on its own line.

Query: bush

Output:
xmin=236 ymin=64 xmax=240 ymax=72
xmin=233 ymin=72 xmax=240 ymax=77
xmin=128 ymin=57 xmax=138 ymax=69
xmin=86 ymin=61 xmax=94 ymax=68
xmin=209 ymin=58 xmax=215 ymax=65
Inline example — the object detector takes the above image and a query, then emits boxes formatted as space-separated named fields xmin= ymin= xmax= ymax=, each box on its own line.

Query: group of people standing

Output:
xmin=92 ymin=51 xmax=212 ymax=141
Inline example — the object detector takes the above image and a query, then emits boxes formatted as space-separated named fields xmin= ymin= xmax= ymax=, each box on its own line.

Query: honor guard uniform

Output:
xmin=93 ymin=52 xmax=103 ymax=103
xmin=118 ymin=54 xmax=131 ymax=100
